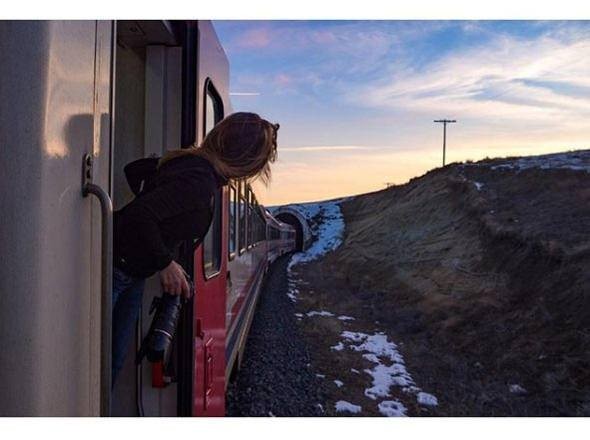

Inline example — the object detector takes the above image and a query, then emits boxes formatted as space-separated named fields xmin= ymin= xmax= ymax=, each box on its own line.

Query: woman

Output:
xmin=112 ymin=112 xmax=279 ymax=382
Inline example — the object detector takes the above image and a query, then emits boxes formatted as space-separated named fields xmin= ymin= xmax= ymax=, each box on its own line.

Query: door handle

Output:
xmin=82 ymin=153 xmax=113 ymax=417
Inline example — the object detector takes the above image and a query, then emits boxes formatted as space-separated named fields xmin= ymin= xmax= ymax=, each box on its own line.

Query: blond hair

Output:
xmin=159 ymin=112 xmax=279 ymax=184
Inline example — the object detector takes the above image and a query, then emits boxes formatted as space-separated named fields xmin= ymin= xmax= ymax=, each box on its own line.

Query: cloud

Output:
xmin=280 ymin=145 xmax=370 ymax=152
xmin=229 ymin=92 xmax=261 ymax=96
xmin=352 ymin=29 xmax=590 ymax=124
xmin=234 ymin=27 xmax=272 ymax=49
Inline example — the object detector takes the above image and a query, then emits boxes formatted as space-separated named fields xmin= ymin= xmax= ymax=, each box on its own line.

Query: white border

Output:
xmin=2 ymin=417 xmax=590 ymax=439
xmin=1 ymin=0 xmax=590 ymax=19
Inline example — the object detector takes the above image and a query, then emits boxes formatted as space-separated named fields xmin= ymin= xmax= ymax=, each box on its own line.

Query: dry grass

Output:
xmin=294 ymin=159 xmax=590 ymax=416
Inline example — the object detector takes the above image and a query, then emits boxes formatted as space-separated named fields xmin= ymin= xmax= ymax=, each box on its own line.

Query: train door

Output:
xmin=110 ymin=20 xmax=187 ymax=416
xmin=0 ymin=21 xmax=113 ymax=416
xmin=193 ymin=79 xmax=228 ymax=416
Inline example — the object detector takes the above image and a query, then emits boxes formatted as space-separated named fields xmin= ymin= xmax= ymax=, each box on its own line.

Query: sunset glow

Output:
xmin=213 ymin=21 xmax=590 ymax=205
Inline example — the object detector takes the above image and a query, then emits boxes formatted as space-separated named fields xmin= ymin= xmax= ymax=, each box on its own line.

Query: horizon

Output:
xmin=213 ymin=20 xmax=590 ymax=206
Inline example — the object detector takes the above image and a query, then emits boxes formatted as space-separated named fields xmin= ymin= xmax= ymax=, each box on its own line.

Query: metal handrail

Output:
xmin=82 ymin=154 xmax=113 ymax=417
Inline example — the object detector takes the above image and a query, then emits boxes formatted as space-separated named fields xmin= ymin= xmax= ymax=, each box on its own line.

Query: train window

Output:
xmin=238 ymin=182 xmax=247 ymax=254
xmin=244 ymin=185 xmax=251 ymax=250
xmin=202 ymin=80 xmax=224 ymax=277
xmin=229 ymin=184 xmax=237 ymax=259
xmin=204 ymin=79 xmax=223 ymax=136
xmin=202 ymin=188 xmax=222 ymax=278
xmin=248 ymin=206 xmax=254 ymax=248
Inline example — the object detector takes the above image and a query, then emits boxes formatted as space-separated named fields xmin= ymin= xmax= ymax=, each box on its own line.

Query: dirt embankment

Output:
xmin=296 ymin=151 xmax=590 ymax=416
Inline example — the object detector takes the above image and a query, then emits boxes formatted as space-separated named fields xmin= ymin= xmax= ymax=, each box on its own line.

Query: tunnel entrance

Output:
xmin=276 ymin=213 xmax=304 ymax=251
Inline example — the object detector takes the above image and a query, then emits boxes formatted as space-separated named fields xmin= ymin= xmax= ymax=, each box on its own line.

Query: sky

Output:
xmin=212 ymin=20 xmax=590 ymax=206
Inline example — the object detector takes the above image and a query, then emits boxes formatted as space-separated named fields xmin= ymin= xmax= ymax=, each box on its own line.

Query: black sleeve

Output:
xmin=123 ymin=172 xmax=215 ymax=271
xmin=124 ymin=157 xmax=160 ymax=195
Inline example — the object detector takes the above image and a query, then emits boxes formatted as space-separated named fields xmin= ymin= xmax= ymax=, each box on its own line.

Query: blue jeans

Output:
xmin=112 ymin=267 xmax=146 ymax=385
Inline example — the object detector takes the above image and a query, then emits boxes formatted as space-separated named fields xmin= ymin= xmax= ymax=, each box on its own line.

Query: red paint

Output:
xmin=193 ymin=187 xmax=228 ymax=417
xmin=152 ymin=361 xmax=165 ymax=388
xmin=189 ymin=186 xmax=297 ymax=416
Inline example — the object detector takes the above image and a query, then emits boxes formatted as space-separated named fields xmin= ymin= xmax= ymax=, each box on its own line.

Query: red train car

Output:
xmin=0 ymin=19 xmax=295 ymax=416
xmin=192 ymin=181 xmax=295 ymax=416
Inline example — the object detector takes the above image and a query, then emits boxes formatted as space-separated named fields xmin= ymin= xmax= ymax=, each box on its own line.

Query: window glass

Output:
xmin=239 ymin=182 xmax=247 ymax=253
xmin=203 ymin=188 xmax=222 ymax=277
xmin=229 ymin=184 xmax=237 ymax=258
xmin=204 ymin=80 xmax=223 ymax=136
xmin=205 ymin=93 xmax=216 ymax=136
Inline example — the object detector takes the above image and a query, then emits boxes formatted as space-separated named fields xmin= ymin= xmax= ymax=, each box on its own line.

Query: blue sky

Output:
xmin=213 ymin=21 xmax=590 ymax=204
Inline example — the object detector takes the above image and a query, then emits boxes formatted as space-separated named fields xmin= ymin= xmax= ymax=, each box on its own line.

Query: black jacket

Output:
xmin=114 ymin=155 xmax=227 ymax=278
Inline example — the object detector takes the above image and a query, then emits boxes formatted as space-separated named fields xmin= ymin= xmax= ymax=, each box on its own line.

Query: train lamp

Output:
xmin=434 ymin=119 xmax=457 ymax=166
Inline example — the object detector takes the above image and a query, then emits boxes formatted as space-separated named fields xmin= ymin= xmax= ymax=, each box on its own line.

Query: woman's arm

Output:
xmin=122 ymin=172 xmax=214 ymax=295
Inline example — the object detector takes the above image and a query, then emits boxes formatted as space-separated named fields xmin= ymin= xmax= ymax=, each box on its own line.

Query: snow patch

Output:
xmin=335 ymin=400 xmax=362 ymax=414
xmin=287 ymin=199 xmax=345 ymax=270
xmin=306 ymin=310 xmax=335 ymax=317
xmin=337 ymin=315 xmax=355 ymax=321
xmin=334 ymin=380 xmax=344 ymax=388
xmin=473 ymin=181 xmax=484 ymax=191
xmin=378 ymin=400 xmax=407 ymax=417
xmin=417 ymin=392 xmax=438 ymax=407
xmin=484 ymin=150 xmax=590 ymax=173
xmin=335 ymin=331 xmax=438 ymax=410
xmin=331 ymin=342 xmax=345 ymax=351
xmin=509 ymin=384 xmax=527 ymax=395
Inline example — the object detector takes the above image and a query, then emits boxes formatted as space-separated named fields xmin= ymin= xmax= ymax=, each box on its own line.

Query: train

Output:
xmin=0 ymin=20 xmax=297 ymax=416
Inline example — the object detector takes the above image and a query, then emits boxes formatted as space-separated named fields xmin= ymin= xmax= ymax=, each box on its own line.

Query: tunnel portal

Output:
xmin=276 ymin=213 xmax=304 ymax=251
xmin=272 ymin=206 xmax=312 ymax=252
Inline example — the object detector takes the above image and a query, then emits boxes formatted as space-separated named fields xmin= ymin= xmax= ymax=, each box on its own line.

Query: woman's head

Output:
xmin=160 ymin=112 xmax=279 ymax=184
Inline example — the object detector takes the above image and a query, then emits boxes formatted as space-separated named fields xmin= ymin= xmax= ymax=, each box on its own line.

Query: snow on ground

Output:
xmin=278 ymin=197 xmax=438 ymax=416
xmin=337 ymin=315 xmax=355 ymax=321
xmin=284 ymin=198 xmax=346 ymax=304
xmin=337 ymin=330 xmax=438 ymax=416
xmin=417 ymin=392 xmax=439 ymax=407
xmin=287 ymin=199 xmax=345 ymax=270
xmin=509 ymin=384 xmax=527 ymax=395
xmin=331 ymin=342 xmax=345 ymax=351
xmin=306 ymin=310 xmax=335 ymax=317
xmin=335 ymin=400 xmax=362 ymax=414
xmin=287 ymin=279 xmax=299 ymax=302
xmin=477 ymin=150 xmax=590 ymax=173
xmin=473 ymin=181 xmax=484 ymax=191
xmin=378 ymin=400 xmax=407 ymax=417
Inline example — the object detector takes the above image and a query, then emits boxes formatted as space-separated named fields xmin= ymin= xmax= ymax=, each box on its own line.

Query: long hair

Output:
xmin=159 ymin=112 xmax=279 ymax=184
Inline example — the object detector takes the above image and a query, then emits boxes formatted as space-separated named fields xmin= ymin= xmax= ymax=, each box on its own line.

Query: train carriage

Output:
xmin=0 ymin=19 xmax=295 ymax=417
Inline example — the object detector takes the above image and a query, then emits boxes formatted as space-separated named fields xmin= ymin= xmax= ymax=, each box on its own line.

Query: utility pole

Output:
xmin=434 ymin=119 xmax=456 ymax=166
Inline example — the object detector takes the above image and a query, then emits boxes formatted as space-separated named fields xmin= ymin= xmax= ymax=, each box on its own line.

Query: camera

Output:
xmin=136 ymin=278 xmax=193 ymax=364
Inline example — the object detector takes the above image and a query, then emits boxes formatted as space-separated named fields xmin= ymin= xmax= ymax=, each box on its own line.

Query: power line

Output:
xmin=434 ymin=119 xmax=457 ymax=166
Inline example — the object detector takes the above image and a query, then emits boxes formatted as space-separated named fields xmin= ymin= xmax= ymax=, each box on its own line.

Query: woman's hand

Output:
xmin=159 ymin=260 xmax=191 ymax=298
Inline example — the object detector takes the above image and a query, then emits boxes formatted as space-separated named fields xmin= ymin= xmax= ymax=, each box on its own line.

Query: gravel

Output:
xmin=226 ymin=254 xmax=326 ymax=416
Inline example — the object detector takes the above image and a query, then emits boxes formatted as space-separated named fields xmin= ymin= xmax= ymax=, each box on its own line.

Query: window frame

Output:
xmin=202 ymin=187 xmax=223 ymax=280
xmin=228 ymin=183 xmax=237 ymax=261
xmin=238 ymin=181 xmax=247 ymax=255
xmin=201 ymin=79 xmax=224 ymax=280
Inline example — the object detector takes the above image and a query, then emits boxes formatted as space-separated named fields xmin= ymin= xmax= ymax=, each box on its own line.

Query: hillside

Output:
xmin=285 ymin=150 xmax=590 ymax=416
